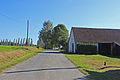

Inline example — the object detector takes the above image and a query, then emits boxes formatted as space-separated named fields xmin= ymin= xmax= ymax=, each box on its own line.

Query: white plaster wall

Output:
xmin=69 ymin=30 xmax=76 ymax=53
xmin=96 ymin=43 xmax=99 ymax=53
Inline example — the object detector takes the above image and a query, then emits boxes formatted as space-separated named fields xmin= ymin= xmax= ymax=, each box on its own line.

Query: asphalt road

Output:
xmin=0 ymin=50 xmax=91 ymax=80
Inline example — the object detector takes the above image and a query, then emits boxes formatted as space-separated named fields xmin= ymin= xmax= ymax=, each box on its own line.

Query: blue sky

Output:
xmin=0 ymin=0 xmax=120 ymax=44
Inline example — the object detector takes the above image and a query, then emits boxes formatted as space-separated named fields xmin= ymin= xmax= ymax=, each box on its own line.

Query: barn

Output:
xmin=69 ymin=27 xmax=120 ymax=56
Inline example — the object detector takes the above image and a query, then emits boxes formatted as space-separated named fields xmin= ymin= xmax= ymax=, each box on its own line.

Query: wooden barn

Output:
xmin=68 ymin=27 xmax=120 ymax=56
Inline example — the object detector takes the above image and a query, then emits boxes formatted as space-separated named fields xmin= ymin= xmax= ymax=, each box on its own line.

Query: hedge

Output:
xmin=77 ymin=43 xmax=97 ymax=54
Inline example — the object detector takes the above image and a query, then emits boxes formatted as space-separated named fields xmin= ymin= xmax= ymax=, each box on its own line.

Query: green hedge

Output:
xmin=77 ymin=43 xmax=97 ymax=54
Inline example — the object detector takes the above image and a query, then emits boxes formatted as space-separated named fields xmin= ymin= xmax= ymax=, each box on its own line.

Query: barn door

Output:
xmin=72 ymin=43 xmax=74 ymax=53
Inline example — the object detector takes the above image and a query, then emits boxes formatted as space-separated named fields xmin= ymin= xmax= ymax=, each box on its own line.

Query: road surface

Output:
xmin=0 ymin=50 xmax=91 ymax=80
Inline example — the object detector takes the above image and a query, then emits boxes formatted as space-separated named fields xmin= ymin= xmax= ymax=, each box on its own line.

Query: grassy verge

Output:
xmin=0 ymin=52 xmax=38 ymax=72
xmin=0 ymin=45 xmax=21 ymax=52
xmin=58 ymin=49 xmax=68 ymax=53
xmin=65 ymin=54 xmax=120 ymax=80
xmin=0 ymin=45 xmax=44 ymax=73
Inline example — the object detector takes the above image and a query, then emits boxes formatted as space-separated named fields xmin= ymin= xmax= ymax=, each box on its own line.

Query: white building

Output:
xmin=69 ymin=29 xmax=76 ymax=53
xmin=68 ymin=27 xmax=120 ymax=56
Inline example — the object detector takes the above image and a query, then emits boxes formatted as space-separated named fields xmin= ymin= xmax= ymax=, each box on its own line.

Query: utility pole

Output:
xmin=26 ymin=20 xmax=29 ymax=46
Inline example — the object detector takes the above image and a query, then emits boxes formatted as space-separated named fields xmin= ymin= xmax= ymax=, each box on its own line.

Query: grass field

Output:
xmin=0 ymin=45 xmax=44 ymax=72
xmin=0 ymin=45 xmax=21 ymax=52
xmin=66 ymin=54 xmax=120 ymax=80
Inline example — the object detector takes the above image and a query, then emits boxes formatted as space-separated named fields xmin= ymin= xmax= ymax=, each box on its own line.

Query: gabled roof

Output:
xmin=72 ymin=27 xmax=120 ymax=44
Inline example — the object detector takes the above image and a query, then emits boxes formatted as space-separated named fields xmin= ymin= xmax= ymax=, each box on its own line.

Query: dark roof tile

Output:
xmin=72 ymin=27 xmax=120 ymax=44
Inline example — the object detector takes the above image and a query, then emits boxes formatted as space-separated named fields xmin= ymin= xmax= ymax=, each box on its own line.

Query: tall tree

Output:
xmin=2 ymin=39 xmax=5 ymax=45
xmin=31 ymin=38 xmax=33 ymax=46
xmin=9 ymin=40 xmax=11 ymax=46
xmin=28 ymin=38 xmax=30 ymax=46
xmin=0 ymin=40 xmax=1 ymax=45
xmin=18 ymin=38 xmax=20 ymax=46
xmin=13 ymin=39 xmax=15 ymax=46
xmin=23 ymin=38 xmax=25 ymax=46
xmin=16 ymin=39 xmax=17 ymax=46
xmin=0 ymin=40 xmax=3 ymax=45
xmin=5 ymin=39 xmax=8 ymax=45
xmin=38 ymin=20 xmax=53 ymax=49
xmin=37 ymin=38 xmax=45 ymax=48
xmin=53 ymin=24 xmax=69 ymax=49
xmin=20 ymin=39 xmax=23 ymax=46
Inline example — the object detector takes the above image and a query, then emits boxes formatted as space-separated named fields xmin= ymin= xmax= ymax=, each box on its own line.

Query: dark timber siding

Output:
xmin=98 ymin=43 xmax=120 ymax=56
xmin=98 ymin=43 xmax=112 ymax=56
xmin=112 ymin=43 xmax=120 ymax=56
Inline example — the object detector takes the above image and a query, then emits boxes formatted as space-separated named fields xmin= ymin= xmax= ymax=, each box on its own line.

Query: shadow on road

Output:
xmin=42 ymin=51 xmax=62 ymax=54
xmin=74 ymin=77 xmax=92 ymax=80
xmin=41 ymin=50 xmax=63 ymax=54
xmin=5 ymin=66 xmax=81 ymax=74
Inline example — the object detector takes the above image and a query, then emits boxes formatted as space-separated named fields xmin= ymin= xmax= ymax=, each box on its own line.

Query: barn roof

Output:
xmin=72 ymin=27 xmax=120 ymax=44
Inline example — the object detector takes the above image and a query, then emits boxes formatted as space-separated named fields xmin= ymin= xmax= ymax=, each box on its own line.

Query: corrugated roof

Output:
xmin=72 ymin=27 xmax=120 ymax=44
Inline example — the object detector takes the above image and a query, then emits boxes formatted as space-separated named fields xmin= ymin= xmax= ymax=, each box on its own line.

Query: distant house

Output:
xmin=69 ymin=27 xmax=120 ymax=56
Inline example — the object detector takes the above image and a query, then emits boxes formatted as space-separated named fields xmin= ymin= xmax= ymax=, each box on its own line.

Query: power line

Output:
xmin=0 ymin=12 xmax=23 ymax=23
xmin=0 ymin=12 xmax=15 ymax=21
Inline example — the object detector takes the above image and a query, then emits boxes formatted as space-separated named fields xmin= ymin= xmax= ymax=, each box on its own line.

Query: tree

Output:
xmin=26 ymin=38 xmax=27 ymax=46
xmin=38 ymin=20 xmax=53 ymax=49
xmin=0 ymin=40 xmax=3 ymax=45
xmin=8 ymin=40 xmax=11 ymax=46
xmin=13 ymin=39 xmax=15 ymax=46
xmin=5 ymin=39 xmax=8 ymax=45
xmin=16 ymin=39 xmax=17 ymax=46
xmin=2 ymin=39 xmax=5 ymax=45
xmin=18 ymin=38 xmax=20 ymax=46
xmin=37 ymin=38 xmax=45 ymax=48
xmin=20 ymin=39 xmax=22 ymax=46
xmin=0 ymin=40 xmax=1 ymax=45
xmin=53 ymin=24 xmax=69 ymax=49
xmin=23 ymin=38 xmax=25 ymax=46
xmin=28 ymin=38 xmax=30 ymax=46
xmin=31 ymin=38 xmax=33 ymax=46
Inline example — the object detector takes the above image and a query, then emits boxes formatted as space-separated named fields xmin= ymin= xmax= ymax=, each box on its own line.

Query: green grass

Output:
xmin=65 ymin=54 xmax=120 ymax=80
xmin=58 ymin=49 xmax=66 ymax=53
xmin=0 ymin=45 xmax=44 ymax=73
xmin=0 ymin=52 xmax=38 ymax=72
xmin=0 ymin=45 xmax=21 ymax=52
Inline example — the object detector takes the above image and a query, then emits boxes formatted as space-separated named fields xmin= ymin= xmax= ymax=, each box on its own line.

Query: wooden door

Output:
xmin=72 ymin=43 xmax=74 ymax=53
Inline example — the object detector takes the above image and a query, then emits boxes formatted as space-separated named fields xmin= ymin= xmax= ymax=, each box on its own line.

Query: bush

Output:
xmin=77 ymin=43 xmax=97 ymax=54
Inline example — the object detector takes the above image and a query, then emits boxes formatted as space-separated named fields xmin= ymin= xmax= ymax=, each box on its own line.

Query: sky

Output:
xmin=0 ymin=0 xmax=120 ymax=44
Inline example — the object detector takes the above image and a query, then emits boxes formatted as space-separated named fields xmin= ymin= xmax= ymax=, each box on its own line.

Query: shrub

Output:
xmin=77 ymin=43 xmax=97 ymax=54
